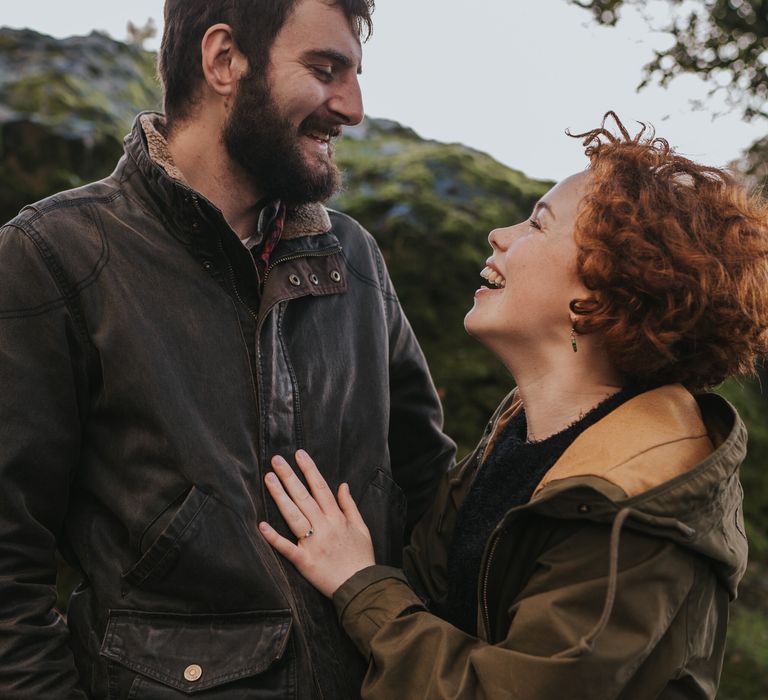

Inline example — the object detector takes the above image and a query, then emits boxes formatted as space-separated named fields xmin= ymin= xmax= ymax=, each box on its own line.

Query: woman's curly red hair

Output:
xmin=569 ymin=112 xmax=768 ymax=390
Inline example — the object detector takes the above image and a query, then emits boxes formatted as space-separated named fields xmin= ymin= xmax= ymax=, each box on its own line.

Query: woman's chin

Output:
xmin=463 ymin=307 xmax=487 ymax=341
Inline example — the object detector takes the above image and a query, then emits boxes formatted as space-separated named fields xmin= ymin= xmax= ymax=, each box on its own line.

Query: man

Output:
xmin=0 ymin=0 xmax=455 ymax=697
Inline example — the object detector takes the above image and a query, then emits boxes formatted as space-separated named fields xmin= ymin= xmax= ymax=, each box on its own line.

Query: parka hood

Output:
xmin=488 ymin=385 xmax=748 ymax=600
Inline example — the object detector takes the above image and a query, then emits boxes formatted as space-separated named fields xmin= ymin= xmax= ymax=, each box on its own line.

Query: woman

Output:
xmin=258 ymin=114 xmax=768 ymax=698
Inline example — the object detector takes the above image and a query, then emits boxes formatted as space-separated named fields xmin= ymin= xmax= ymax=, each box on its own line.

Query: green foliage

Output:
xmin=716 ymin=377 xmax=768 ymax=697
xmin=569 ymin=0 xmax=768 ymax=121
xmin=720 ymin=585 xmax=768 ymax=699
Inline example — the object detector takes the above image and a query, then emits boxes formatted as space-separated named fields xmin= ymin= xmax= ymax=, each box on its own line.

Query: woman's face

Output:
xmin=464 ymin=172 xmax=591 ymax=354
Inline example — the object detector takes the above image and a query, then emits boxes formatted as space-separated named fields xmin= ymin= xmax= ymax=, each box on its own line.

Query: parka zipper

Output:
xmin=480 ymin=531 xmax=502 ymax=640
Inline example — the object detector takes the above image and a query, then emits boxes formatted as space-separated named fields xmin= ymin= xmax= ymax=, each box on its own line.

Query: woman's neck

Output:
xmin=501 ymin=335 xmax=625 ymax=442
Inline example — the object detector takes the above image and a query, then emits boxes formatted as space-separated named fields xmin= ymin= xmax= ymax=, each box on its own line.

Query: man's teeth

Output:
xmin=480 ymin=266 xmax=506 ymax=288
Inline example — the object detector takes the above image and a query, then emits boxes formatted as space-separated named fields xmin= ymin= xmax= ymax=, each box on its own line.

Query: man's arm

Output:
xmin=379 ymin=247 xmax=456 ymax=538
xmin=0 ymin=223 xmax=88 ymax=698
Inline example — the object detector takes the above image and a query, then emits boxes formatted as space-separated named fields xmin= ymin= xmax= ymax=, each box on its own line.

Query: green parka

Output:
xmin=333 ymin=385 xmax=748 ymax=699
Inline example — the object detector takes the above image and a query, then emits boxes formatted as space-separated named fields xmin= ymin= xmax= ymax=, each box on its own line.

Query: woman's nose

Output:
xmin=488 ymin=226 xmax=513 ymax=251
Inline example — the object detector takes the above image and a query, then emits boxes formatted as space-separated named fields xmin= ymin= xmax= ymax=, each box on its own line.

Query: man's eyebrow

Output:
xmin=305 ymin=49 xmax=363 ymax=75
xmin=533 ymin=201 xmax=555 ymax=220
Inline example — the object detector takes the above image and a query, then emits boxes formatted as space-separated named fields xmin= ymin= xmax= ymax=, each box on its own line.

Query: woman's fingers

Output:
xmin=294 ymin=449 xmax=340 ymax=514
xmin=338 ymin=482 xmax=369 ymax=532
xmin=270 ymin=455 xmax=323 ymax=522
xmin=264 ymin=470 xmax=314 ymax=539
xmin=259 ymin=521 xmax=302 ymax=564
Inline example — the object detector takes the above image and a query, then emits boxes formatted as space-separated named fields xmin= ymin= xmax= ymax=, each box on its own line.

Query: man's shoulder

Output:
xmin=325 ymin=207 xmax=384 ymax=259
xmin=4 ymin=177 xmax=123 ymax=235
xmin=0 ymin=176 xmax=128 ymax=286
xmin=326 ymin=208 xmax=374 ymax=242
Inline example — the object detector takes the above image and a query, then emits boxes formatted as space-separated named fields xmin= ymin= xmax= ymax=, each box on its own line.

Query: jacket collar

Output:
xmin=129 ymin=112 xmax=332 ymax=241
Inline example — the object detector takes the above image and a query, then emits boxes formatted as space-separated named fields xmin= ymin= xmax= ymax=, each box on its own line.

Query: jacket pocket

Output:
xmin=125 ymin=486 xmax=210 ymax=587
xmin=121 ymin=486 xmax=287 ymax=610
xmin=100 ymin=609 xmax=294 ymax=698
xmin=358 ymin=468 xmax=407 ymax=567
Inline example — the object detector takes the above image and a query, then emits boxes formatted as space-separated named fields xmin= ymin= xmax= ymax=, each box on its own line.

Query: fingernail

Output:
xmin=265 ymin=472 xmax=278 ymax=484
xmin=296 ymin=449 xmax=308 ymax=459
xmin=259 ymin=522 xmax=269 ymax=532
xmin=272 ymin=455 xmax=287 ymax=467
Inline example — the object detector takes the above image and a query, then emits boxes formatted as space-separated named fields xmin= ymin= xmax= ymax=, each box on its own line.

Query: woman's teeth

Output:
xmin=480 ymin=266 xmax=506 ymax=288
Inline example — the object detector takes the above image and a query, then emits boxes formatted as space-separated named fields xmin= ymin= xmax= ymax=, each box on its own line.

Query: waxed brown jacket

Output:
xmin=333 ymin=385 xmax=748 ymax=699
xmin=0 ymin=114 xmax=455 ymax=699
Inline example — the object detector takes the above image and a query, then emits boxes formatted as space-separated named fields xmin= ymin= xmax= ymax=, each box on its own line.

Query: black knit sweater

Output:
xmin=445 ymin=386 xmax=641 ymax=635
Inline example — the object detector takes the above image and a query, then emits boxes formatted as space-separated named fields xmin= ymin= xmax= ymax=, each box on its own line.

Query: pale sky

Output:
xmin=2 ymin=0 xmax=765 ymax=181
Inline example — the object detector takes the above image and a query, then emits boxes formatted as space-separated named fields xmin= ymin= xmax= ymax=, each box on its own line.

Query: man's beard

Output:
xmin=222 ymin=73 xmax=342 ymax=206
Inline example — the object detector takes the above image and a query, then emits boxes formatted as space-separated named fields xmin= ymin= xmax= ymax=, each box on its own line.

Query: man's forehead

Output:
xmin=271 ymin=0 xmax=363 ymax=62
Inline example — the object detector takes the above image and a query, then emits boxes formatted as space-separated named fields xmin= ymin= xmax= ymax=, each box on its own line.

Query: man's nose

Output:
xmin=329 ymin=75 xmax=364 ymax=126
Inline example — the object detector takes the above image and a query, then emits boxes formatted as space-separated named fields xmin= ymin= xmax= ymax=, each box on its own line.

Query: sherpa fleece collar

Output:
xmin=139 ymin=113 xmax=332 ymax=240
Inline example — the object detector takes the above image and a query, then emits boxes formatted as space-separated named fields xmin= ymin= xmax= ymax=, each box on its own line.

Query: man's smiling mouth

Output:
xmin=306 ymin=130 xmax=331 ymax=144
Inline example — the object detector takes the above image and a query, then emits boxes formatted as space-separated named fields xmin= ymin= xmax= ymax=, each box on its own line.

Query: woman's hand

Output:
xmin=259 ymin=449 xmax=375 ymax=598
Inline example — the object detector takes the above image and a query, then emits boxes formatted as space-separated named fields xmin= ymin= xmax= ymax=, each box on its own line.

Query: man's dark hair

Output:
xmin=158 ymin=0 xmax=374 ymax=129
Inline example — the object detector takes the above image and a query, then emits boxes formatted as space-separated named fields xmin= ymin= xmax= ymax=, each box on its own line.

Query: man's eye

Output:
xmin=312 ymin=65 xmax=334 ymax=80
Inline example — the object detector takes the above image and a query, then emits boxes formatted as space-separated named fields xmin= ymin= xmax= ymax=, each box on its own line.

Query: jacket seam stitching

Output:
xmin=339 ymin=248 xmax=397 ymax=303
xmin=22 ymin=190 xmax=123 ymax=224
xmin=15 ymin=224 xmax=96 ymax=353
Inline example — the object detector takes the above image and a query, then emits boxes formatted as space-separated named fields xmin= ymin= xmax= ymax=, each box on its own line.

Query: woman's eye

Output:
xmin=528 ymin=218 xmax=541 ymax=230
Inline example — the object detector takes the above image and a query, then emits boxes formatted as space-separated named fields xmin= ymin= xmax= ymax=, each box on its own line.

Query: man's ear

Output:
xmin=200 ymin=23 xmax=249 ymax=98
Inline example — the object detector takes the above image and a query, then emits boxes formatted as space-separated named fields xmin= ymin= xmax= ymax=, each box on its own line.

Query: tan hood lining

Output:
xmin=533 ymin=384 xmax=714 ymax=498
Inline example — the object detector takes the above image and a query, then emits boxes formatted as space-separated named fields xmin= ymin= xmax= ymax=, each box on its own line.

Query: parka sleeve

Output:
xmin=0 ymin=224 xmax=89 ymax=698
xmin=333 ymin=519 xmax=700 ymax=699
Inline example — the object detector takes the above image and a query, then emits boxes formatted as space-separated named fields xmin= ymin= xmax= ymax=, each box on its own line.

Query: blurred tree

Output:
xmin=569 ymin=0 xmax=768 ymax=120
xmin=126 ymin=18 xmax=157 ymax=48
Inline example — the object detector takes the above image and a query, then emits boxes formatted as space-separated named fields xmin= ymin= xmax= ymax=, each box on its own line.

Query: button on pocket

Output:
xmin=184 ymin=664 xmax=203 ymax=682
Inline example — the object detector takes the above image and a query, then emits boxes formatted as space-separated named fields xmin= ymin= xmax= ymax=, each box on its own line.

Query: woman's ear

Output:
xmin=569 ymin=296 xmax=598 ymax=335
xmin=200 ymin=24 xmax=249 ymax=100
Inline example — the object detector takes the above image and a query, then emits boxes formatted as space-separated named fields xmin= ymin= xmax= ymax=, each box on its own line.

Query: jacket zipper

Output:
xmin=193 ymin=193 xmax=327 ymax=698
xmin=255 ymin=248 xmax=343 ymax=700
xmin=189 ymin=194 xmax=259 ymax=319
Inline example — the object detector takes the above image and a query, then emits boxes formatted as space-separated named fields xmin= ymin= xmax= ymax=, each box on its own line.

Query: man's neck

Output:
xmin=166 ymin=116 xmax=264 ymax=241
